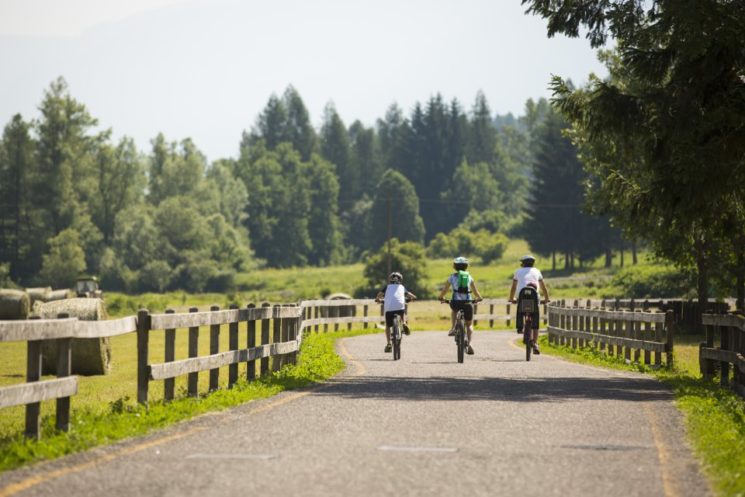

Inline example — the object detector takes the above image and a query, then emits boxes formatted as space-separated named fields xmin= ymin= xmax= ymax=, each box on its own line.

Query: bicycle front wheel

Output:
xmin=456 ymin=321 xmax=465 ymax=363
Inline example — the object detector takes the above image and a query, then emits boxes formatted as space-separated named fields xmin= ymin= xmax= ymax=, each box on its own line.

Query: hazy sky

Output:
xmin=0 ymin=0 xmax=607 ymax=161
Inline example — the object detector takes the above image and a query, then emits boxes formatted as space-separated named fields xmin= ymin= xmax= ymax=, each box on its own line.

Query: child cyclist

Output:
xmin=437 ymin=257 xmax=483 ymax=355
xmin=508 ymin=254 xmax=550 ymax=355
xmin=376 ymin=272 xmax=417 ymax=353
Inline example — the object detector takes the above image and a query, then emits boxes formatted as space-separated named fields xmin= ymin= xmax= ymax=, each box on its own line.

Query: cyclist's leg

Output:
xmin=384 ymin=312 xmax=393 ymax=351
xmin=464 ymin=303 xmax=475 ymax=353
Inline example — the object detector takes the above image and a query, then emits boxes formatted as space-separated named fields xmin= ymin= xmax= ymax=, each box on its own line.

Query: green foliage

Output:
xmin=427 ymin=227 xmax=508 ymax=264
xmin=367 ymin=169 xmax=425 ymax=248
xmin=362 ymin=239 xmax=430 ymax=297
xmin=39 ymin=228 xmax=86 ymax=288
xmin=610 ymin=265 xmax=695 ymax=299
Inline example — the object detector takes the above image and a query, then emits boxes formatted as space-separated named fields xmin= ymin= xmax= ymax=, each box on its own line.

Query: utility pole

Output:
xmin=386 ymin=191 xmax=392 ymax=276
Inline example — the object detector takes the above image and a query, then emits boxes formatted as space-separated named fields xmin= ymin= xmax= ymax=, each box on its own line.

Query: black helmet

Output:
xmin=389 ymin=272 xmax=403 ymax=283
xmin=520 ymin=254 xmax=536 ymax=267
xmin=453 ymin=256 xmax=469 ymax=271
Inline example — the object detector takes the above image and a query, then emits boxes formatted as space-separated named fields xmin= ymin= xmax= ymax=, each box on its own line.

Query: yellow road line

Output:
xmin=337 ymin=337 xmax=366 ymax=377
xmin=645 ymin=404 xmax=679 ymax=497
xmin=0 ymin=426 xmax=206 ymax=497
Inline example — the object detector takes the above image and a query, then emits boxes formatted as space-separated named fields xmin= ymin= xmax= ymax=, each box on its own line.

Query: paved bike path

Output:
xmin=0 ymin=331 xmax=710 ymax=497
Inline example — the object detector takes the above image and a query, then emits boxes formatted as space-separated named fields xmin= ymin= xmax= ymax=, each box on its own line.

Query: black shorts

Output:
xmin=385 ymin=310 xmax=405 ymax=328
xmin=449 ymin=301 xmax=474 ymax=321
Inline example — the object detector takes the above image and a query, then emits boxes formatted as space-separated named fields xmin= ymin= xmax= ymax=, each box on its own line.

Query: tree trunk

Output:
xmin=632 ymin=240 xmax=638 ymax=265
xmin=605 ymin=248 xmax=612 ymax=268
xmin=564 ymin=252 xmax=569 ymax=271
xmin=552 ymin=251 xmax=556 ymax=271
xmin=620 ymin=241 xmax=625 ymax=268
xmin=695 ymin=237 xmax=710 ymax=334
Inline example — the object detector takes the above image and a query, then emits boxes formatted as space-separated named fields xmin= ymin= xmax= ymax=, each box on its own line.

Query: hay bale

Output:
xmin=38 ymin=298 xmax=111 ymax=376
xmin=44 ymin=289 xmax=75 ymax=302
xmin=320 ymin=292 xmax=356 ymax=318
xmin=0 ymin=289 xmax=30 ymax=320
xmin=26 ymin=287 xmax=52 ymax=307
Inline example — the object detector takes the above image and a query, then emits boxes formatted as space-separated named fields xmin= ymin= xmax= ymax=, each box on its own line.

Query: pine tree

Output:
xmin=320 ymin=104 xmax=355 ymax=209
xmin=366 ymin=169 xmax=425 ymax=249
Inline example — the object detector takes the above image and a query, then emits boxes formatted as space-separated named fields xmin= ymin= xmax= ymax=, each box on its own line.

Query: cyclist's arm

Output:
xmin=539 ymin=280 xmax=550 ymax=303
xmin=508 ymin=280 xmax=518 ymax=302
xmin=375 ymin=291 xmax=384 ymax=302
xmin=405 ymin=291 xmax=417 ymax=300
xmin=470 ymin=281 xmax=483 ymax=301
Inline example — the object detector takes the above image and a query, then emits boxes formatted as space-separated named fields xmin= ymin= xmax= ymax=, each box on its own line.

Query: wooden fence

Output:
xmin=472 ymin=299 xmax=548 ymax=328
xmin=0 ymin=315 xmax=137 ymax=439
xmin=0 ymin=299 xmax=383 ymax=439
xmin=700 ymin=313 xmax=745 ymax=397
xmin=547 ymin=300 xmax=674 ymax=367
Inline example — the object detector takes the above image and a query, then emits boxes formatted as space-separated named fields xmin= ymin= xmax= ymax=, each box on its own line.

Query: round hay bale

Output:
xmin=0 ymin=289 xmax=30 ymax=320
xmin=44 ymin=289 xmax=75 ymax=302
xmin=38 ymin=298 xmax=111 ymax=376
xmin=321 ymin=292 xmax=356 ymax=318
xmin=26 ymin=287 xmax=52 ymax=307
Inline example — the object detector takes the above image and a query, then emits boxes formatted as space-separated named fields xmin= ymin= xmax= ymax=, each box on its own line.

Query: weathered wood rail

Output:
xmin=0 ymin=299 xmax=383 ymax=439
xmin=547 ymin=300 xmax=674 ymax=367
xmin=700 ymin=313 xmax=745 ymax=397
xmin=472 ymin=298 xmax=548 ymax=328
xmin=0 ymin=315 xmax=137 ymax=439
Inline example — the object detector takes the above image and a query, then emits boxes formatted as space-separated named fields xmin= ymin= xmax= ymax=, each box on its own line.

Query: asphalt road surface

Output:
xmin=0 ymin=331 xmax=711 ymax=497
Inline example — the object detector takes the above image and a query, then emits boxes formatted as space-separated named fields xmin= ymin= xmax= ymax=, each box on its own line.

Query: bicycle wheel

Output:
xmin=456 ymin=318 xmax=465 ymax=363
xmin=392 ymin=316 xmax=401 ymax=361
xmin=524 ymin=315 xmax=532 ymax=362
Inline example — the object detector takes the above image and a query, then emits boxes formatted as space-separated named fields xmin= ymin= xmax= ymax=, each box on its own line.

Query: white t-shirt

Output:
xmin=513 ymin=267 xmax=543 ymax=294
xmin=381 ymin=283 xmax=407 ymax=312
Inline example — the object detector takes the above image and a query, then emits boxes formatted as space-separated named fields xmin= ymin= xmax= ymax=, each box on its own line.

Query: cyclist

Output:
xmin=437 ymin=257 xmax=483 ymax=355
xmin=509 ymin=255 xmax=550 ymax=355
xmin=376 ymin=272 xmax=417 ymax=353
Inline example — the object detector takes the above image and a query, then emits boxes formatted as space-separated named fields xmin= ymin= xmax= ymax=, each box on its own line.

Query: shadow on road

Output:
xmin=314 ymin=375 xmax=672 ymax=403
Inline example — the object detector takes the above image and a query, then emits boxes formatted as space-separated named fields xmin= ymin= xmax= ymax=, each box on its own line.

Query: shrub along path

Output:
xmin=0 ymin=331 xmax=710 ymax=497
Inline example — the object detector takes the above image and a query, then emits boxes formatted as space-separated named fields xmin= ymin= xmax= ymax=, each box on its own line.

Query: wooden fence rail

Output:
xmin=547 ymin=300 xmax=674 ymax=367
xmin=700 ymin=313 xmax=745 ymax=397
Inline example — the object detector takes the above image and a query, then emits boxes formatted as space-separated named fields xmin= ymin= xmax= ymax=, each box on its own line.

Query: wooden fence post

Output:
xmin=261 ymin=303 xmax=271 ymax=376
xmin=229 ymin=304 xmax=239 ymax=388
xmin=209 ymin=305 xmax=220 ymax=391
xmin=137 ymin=309 xmax=151 ymax=406
xmin=363 ymin=304 xmax=369 ymax=329
xmin=720 ymin=325 xmax=730 ymax=387
xmin=506 ymin=301 xmax=512 ymax=329
xmin=55 ymin=312 xmax=72 ymax=432
xmin=665 ymin=310 xmax=674 ymax=368
xmin=164 ymin=309 xmax=176 ymax=401
xmin=247 ymin=303 xmax=256 ymax=382
xmin=187 ymin=307 xmax=199 ymax=397
xmin=25 ymin=339 xmax=42 ymax=439
xmin=489 ymin=302 xmax=495 ymax=329
xmin=272 ymin=305 xmax=282 ymax=372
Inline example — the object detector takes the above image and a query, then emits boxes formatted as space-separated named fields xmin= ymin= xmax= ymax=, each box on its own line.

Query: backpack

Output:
xmin=455 ymin=270 xmax=470 ymax=294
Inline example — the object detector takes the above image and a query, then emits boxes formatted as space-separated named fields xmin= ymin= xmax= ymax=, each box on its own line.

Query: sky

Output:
xmin=0 ymin=0 xmax=607 ymax=162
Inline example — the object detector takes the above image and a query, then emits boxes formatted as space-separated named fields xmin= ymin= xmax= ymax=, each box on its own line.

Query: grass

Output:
xmin=0 ymin=328 xmax=377 ymax=472
xmin=539 ymin=334 xmax=745 ymax=496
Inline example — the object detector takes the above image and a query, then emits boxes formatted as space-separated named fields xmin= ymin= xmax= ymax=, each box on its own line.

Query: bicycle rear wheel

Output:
xmin=524 ymin=315 xmax=532 ymax=362
xmin=456 ymin=319 xmax=465 ymax=363
xmin=392 ymin=316 xmax=401 ymax=360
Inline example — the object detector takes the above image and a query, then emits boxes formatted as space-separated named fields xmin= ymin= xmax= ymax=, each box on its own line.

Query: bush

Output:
xmin=39 ymin=229 xmax=86 ymax=288
xmin=360 ymin=239 xmax=430 ymax=297
xmin=427 ymin=232 xmax=458 ymax=258
xmin=610 ymin=266 xmax=695 ymax=298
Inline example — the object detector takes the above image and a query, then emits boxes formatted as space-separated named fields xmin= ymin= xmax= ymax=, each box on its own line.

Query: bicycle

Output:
xmin=512 ymin=288 xmax=546 ymax=361
xmin=441 ymin=299 xmax=480 ymax=363
xmin=376 ymin=297 xmax=413 ymax=361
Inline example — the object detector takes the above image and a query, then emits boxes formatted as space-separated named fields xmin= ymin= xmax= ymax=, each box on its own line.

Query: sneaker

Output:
xmin=403 ymin=323 xmax=411 ymax=335
xmin=533 ymin=345 xmax=541 ymax=355
xmin=384 ymin=343 xmax=392 ymax=353
xmin=466 ymin=345 xmax=474 ymax=355
xmin=448 ymin=328 xmax=456 ymax=336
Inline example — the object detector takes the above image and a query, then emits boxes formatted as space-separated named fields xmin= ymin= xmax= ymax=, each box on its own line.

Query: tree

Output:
xmin=366 ymin=169 xmax=425 ymax=249
xmin=306 ymin=154 xmax=342 ymax=265
xmin=320 ymin=104 xmax=355 ymax=208
xmin=349 ymin=121 xmax=383 ymax=198
xmin=39 ymin=228 xmax=86 ymax=287
xmin=0 ymin=114 xmax=34 ymax=281
xmin=466 ymin=91 xmax=497 ymax=165
xmin=525 ymin=0 xmax=745 ymax=303
xmin=282 ymin=86 xmax=317 ymax=160
xmin=362 ymin=239 xmax=430 ymax=297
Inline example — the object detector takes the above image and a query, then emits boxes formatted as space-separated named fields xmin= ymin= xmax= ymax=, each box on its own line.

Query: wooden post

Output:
xmin=334 ymin=305 xmax=340 ymax=332
xmin=591 ymin=311 xmax=598 ymax=350
xmin=363 ymin=304 xmax=369 ymax=329
xmin=607 ymin=315 xmax=615 ymax=357
xmin=720 ymin=325 xmax=730 ymax=387
xmin=633 ymin=311 xmax=641 ymax=363
xmin=315 ymin=306 xmax=321 ymax=333
xmin=25 ymin=339 xmax=42 ymax=439
xmin=506 ymin=301 xmax=511 ymax=329
xmin=247 ymin=303 xmax=256 ymax=382
xmin=624 ymin=313 xmax=632 ymax=362
xmin=654 ymin=313 xmax=663 ymax=367
xmin=665 ymin=310 xmax=674 ymax=368
xmin=136 ymin=309 xmax=151 ymax=406
xmin=578 ymin=306 xmax=585 ymax=348
xmin=281 ymin=304 xmax=291 ymax=368
xmin=473 ymin=302 xmax=478 ymax=328
xmin=209 ymin=305 xmax=220 ymax=391
xmin=229 ymin=304 xmax=239 ymax=388
xmin=260 ymin=303 xmax=271 ymax=376
xmin=489 ymin=302 xmax=494 ymax=329
xmin=272 ymin=304 xmax=282 ymax=372
xmin=188 ymin=307 xmax=199 ymax=397
xmin=164 ymin=309 xmax=176 ymax=401
xmin=54 ymin=312 xmax=72 ymax=432
xmin=643 ymin=320 xmax=652 ymax=365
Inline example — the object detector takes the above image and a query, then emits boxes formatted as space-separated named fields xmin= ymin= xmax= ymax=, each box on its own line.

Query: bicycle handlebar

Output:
xmin=440 ymin=299 xmax=482 ymax=304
